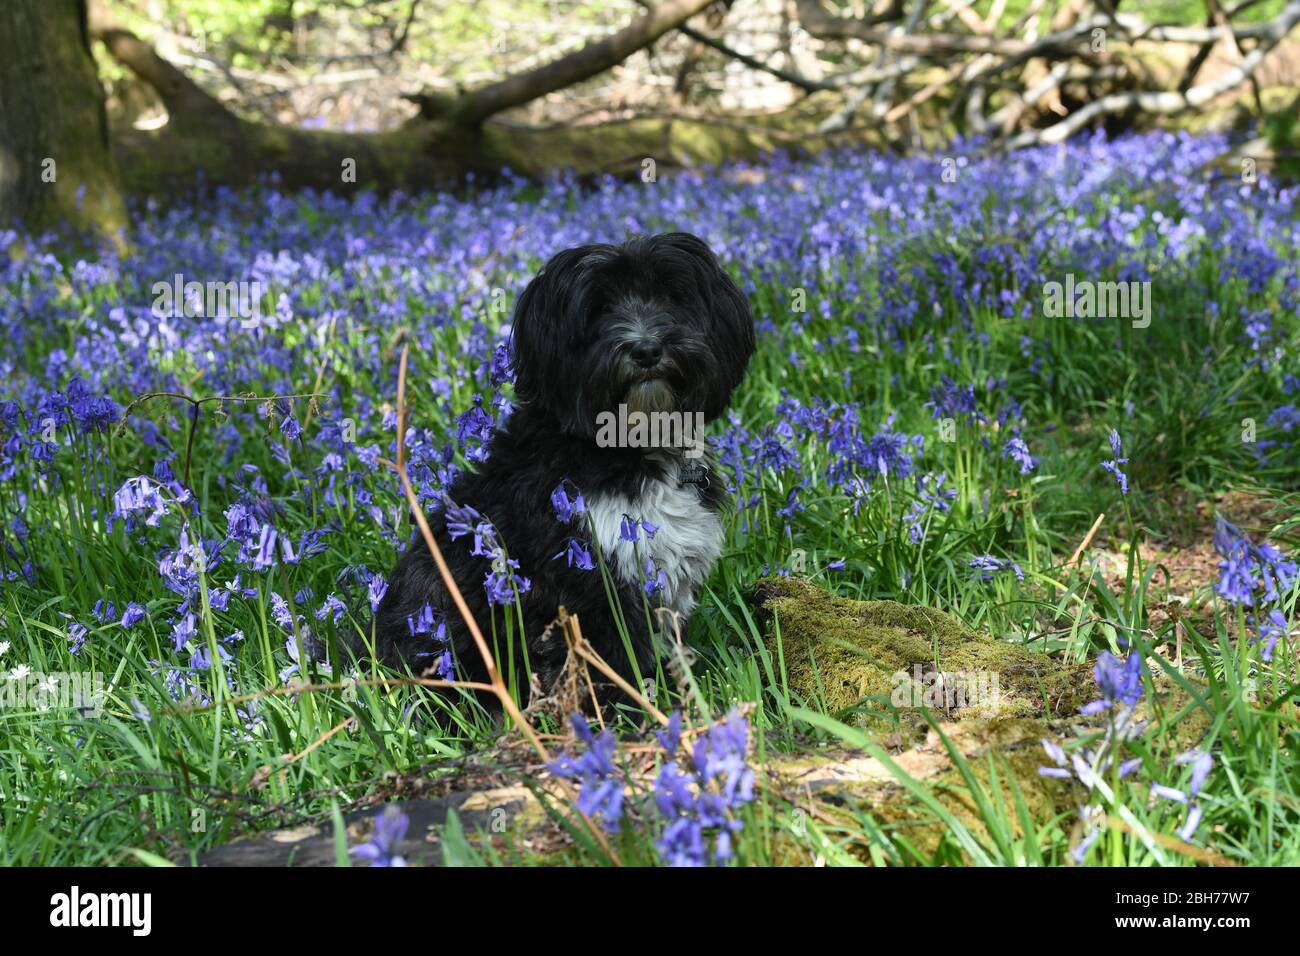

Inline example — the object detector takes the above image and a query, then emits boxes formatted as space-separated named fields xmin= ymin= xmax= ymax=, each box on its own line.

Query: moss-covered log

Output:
xmin=107 ymin=94 xmax=885 ymax=199
xmin=89 ymin=4 xmax=884 ymax=201
xmin=750 ymin=576 xmax=1215 ymax=861
xmin=751 ymin=576 xmax=1098 ymax=733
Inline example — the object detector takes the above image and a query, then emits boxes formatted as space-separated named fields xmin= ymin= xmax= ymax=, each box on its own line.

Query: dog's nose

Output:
xmin=629 ymin=340 xmax=664 ymax=369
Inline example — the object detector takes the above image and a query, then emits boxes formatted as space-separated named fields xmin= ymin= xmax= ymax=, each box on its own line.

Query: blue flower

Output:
xmin=120 ymin=602 xmax=148 ymax=628
xmin=443 ymin=496 xmax=484 ymax=541
xmin=654 ymin=709 xmax=755 ymax=867
xmin=111 ymin=476 xmax=172 ymax=528
xmin=1153 ymin=750 xmax=1214 ymax=842
xmin=350 ymin=806 xmax=409 ymax=867
xmin=406 ymin=603 xmax=438 ymax=636
xmin=926 ymin=376 xmax=983 ymax=424
xmin=484 ymin=557 xmax=529 ymax=606
xmin=367 ymin=573 xmax=388 ymax=612
xmin=969 ymin=554 xmax=1024 ymax=581
xmin=280 ymin=413 xmax=302 ymax=440
xmin=1002 ymin=437 xmax=1036 ymax=475
xmin=619 ymin=515 xmax=640 ymax=542
xmin=1080 ymin=651 xmax=1144 ymax=715
xmin=643 ymin=558 xmax=667 ymax=597
xmin=1253 ymin=609 xmax=1288 ymax=662
xmin=1213 ymin=515 xmax=1297 ymax=609
xmin=550 ymin=481 xmax=586 ymax=523
xmin=67 ymin=623 xmax=89 ymax=655
xmin=1100 ymin=429 xmax=1130 ymax=494
xmin=554 ymin=537 xmax=596 ymax=571
xmin=548 ymin=714 xmax=625 ymax=832
xmin=434 ymin=649 xmax=455 ymax=681
xmin=489 ymin=342 xmax=514 ymax=385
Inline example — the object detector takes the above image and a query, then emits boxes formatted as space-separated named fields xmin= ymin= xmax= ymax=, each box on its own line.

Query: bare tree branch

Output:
xmin=88 ymin=1 xmax=230 ymax=119
xmin=796 ymin=0 xmax=1029 ymax=54
xmin=633 ymin=0 xmax=832 ymax=93
xmin=441 ymin=0 xmax=719 ymax=125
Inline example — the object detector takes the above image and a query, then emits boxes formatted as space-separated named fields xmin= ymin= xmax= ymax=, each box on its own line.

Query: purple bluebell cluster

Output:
xmin=1040 ymin=645 xmax=1153 ymax=860
xmin=653 ymin=709 xmax=756 ymax=866
xmin=550 ymin=481 xmax=596 ymax=571
xmin=1002 ymin=437 xmax=1037 ymax=476
xmin=1213 ymin=515 xmax=1296 ymax=660
xmin=1080 ymin=650 xmax=1145 ymax=715
xmin=1213 ymin=515 xmax=1297 ymax=606
xmin=546 ymin=709 xmax=756 ymax=865
xmin=1041 ymin=645 xmax=1220 ymax=854
xmin=547 ymin=714 xmax=625 ymax=832
xmin=2 ymin=130 xmax=1297 ymax=743
xmin=444 ymin=495 xmax=532 ymax=607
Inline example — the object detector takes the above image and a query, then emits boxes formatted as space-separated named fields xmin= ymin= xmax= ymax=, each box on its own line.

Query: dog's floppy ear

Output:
xmin=658 ymin=232 xmax=755 ymax=411
xmin=509 ymin=243 xmax=611 ymax=426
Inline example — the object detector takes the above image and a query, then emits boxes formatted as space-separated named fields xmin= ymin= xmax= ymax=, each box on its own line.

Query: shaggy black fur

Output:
xmin=365 ymin=232 xmax=754 ymax=703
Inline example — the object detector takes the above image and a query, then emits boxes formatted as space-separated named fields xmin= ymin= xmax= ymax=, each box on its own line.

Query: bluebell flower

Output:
xmin=279 ymin=632 xmax=332 ymax=683
xmin=280 ymin=413 xmax=302 ymax=440
xmin=1080 ymin=650 xmax=1144 ymax=715
xmin=554 ymin=537 xmax=596 ymax=571
xmin=1213 ymin=515 xmax=1297 ymax=609
xmin=969 ymin=554 xmax=1024 ymax=581
xmin=67 ymin=623 xmax=88 ymax=656
xmin=350 ymin=806 xmax=409 ymax=867
xmin=251 ymin=524 xmax=279 ymax=571
xmin=367 ymin=573 xmax=388 ymax=612
xmin=406 ymin=603 xmax=437 ymax=637
xmin=1253 ymin=609 xmax=1288 ymax=661
xmin=434 ymin=649 xmax=455 ymax=681
xmin=1100 ymin=429 xmax=1130 ymax=494
xmin=443 ymin=496 xmax=484 ymax=541
xmin=1002 ymin=437 xmax=1036 ymax=475
xmin=926 ymin=376 xmax=983 ymax=424
xmin=111 ymin=476 xmax=172 ymax=528
xmin=484 ymin=555 xmax=530 ymax=605
xmin=550 ymin=481 xmax=586 ymax=522
xmin=120 ymin=602 xmax=148 ymax=628
xmin=1153 ymin=750 xmax=1214 ymax=842
xmin=489 ymin=342 xmax=514 ymax=385
xmin=654 ymin=709 xmax=755 ymax=867
xmin=643 ymin=558 xmax=667 ymax=597
xmin=548 ymin=714 xmax=625 ymax=832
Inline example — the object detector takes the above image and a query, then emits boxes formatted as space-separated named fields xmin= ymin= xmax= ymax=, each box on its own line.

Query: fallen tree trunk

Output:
xmin=107 ymin=96 xmax=888 ymax=197
xmin=93 ymin=4 xmax=885 ymax=198
xmin=88 ymin=0 xmax=1300 ymax=202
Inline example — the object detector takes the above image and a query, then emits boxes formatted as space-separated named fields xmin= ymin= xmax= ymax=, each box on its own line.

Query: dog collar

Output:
xmin=678 ymin=463 xmax=710 ymax=489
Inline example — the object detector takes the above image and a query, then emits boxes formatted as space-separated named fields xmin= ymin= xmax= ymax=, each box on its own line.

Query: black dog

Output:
xmin=368 ymin=232 xmax=754 ymax=704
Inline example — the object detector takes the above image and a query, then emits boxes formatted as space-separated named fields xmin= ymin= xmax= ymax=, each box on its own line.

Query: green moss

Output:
xmin=750 ymin=577 xmax=1219 ymax=862
xmin=752 ymin=576 xmax=1095 ymax=737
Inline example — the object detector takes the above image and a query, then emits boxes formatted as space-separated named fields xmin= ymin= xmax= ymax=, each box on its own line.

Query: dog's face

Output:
xmin=509 ymin=232 xmax=754 ymax=436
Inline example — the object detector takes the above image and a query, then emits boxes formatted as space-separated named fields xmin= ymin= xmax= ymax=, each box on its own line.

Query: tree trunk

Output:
xmin=0 ymin=0 xmax=128 ymax=244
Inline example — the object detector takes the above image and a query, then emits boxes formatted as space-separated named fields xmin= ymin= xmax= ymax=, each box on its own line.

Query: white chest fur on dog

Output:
xmin=585 ymin=472 xmax=724 ymax=619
